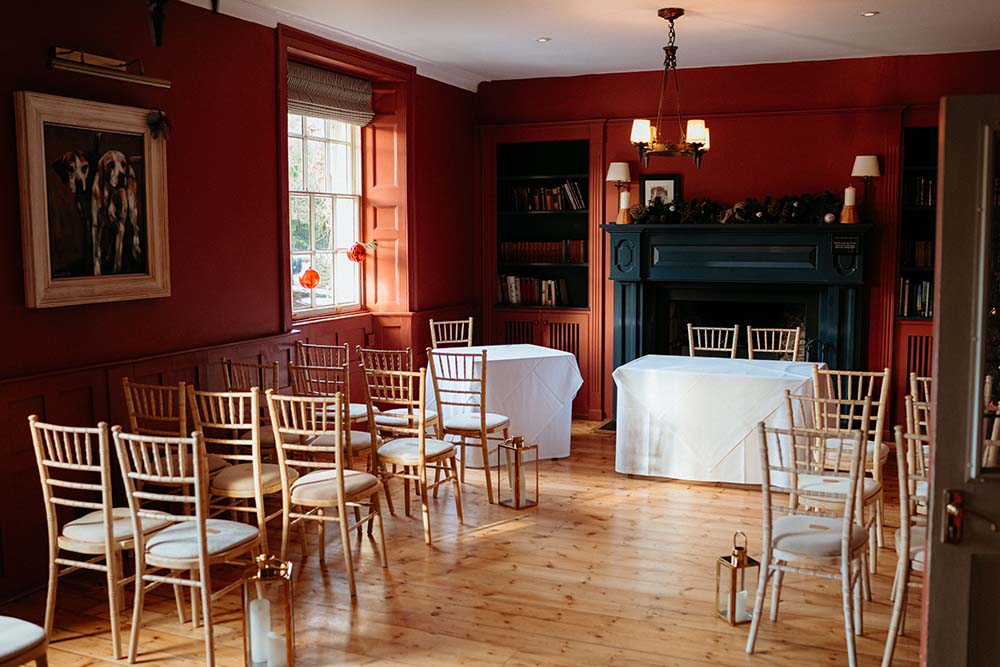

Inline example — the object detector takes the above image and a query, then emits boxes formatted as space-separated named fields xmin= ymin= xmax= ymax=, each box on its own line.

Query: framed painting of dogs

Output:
xmin=15 ymin=91 xmax=169 ymax=307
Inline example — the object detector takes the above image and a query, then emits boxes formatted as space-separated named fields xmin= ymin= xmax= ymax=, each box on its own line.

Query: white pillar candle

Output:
xmin=844 ymin=185 xmax=857 ymax=206
xmin=734 ymin=589 xmax=748 ymax=622
xmin=267 ymin=632 xmax=288 ymax=667
xmin=248 ymin=598 xmax=271 ymax=664
xmin=619 ymin=190 xmax=631 ymax=210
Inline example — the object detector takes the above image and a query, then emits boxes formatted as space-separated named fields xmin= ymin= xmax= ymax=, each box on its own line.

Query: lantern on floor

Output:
xmin=497 ymin=435 xmax=538 ymax=509
xmin=716 ymin=532 xmax=759 ymax=626
xmin=242 ymin=555 xmax=295 ymax=667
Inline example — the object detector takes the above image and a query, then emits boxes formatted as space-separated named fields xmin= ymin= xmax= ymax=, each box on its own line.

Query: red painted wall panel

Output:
xmin=0 ymin=0 xmax=279 ymax=379
xmin=411 ymin=76 xmax=478 ymax=311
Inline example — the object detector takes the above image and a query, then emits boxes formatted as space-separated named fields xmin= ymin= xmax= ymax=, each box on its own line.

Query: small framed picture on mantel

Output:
xmin=640 ymin=174 xmax=682 ymax=206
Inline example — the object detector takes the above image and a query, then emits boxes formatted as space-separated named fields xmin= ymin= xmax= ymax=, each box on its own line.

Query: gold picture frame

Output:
xmin=15 ymin=91 xmax=169 ymax=308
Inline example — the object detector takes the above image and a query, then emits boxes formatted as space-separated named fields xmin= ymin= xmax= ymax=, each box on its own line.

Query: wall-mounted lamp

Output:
xmin=606 ymin=162 xmax=632 ymax=224
xmin=49 ymin=48 xmax=171 ymax=88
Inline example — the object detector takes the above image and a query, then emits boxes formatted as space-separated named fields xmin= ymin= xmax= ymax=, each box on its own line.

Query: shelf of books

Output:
xmin=496 ymin=140 xmax=590 ymax=310
xmin=897 ymin=127 xmax=937 ymax=321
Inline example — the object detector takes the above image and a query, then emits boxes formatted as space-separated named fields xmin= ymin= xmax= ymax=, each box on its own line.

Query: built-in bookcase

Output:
xmin=496 ymin=140 xmax=590 ymax=309
xmin=897 ymin=127 xmax=937 ymax=319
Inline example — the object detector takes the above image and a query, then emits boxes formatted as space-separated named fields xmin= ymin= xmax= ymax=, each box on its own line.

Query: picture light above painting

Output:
xmin=15 ymin=92 xmax=170 ymax=308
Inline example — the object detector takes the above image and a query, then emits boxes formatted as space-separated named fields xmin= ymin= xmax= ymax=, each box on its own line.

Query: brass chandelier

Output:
xmin=630 ymin=8 xmax=710 ymax=167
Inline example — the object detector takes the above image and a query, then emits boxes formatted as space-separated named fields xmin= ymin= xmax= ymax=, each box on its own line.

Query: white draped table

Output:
xmin=612 ymin=355 xmax=825 ymax=484
xmin=426 ymin=344 xmax=583 ymax=467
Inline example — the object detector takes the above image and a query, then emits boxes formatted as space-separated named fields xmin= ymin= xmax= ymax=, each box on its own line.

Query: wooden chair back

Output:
xmin=361 ymin=368 xmax=430 ymax=450
xmin=113 ymin=428 xmax=208 ymax=530
xmin=427 ymin=349 xmax=486 ymax=419
xmin=812 ymin=367 xmax=890 ymax=446
xmin=687 ymin=324 xmax=739 ymax=358
xmin=266 ymin=390 xmax=346 ymax=494
xmin=122 ymin=378 xmax=187 ymax=437
xmin=896 ymin=403 xmax=931 ymax=531
xmin=758 ymin=423 xmax=865 ymax=537
xmin=187 ymin=388 xmax=261 ymax=468
xmin=289 ymin=363 xmax=353 ymax=424
xmin=909 ymin=372 xmax=932 ymax=405
xmin=295 ymin=341 xmax=349 ymax=368
xmin=747 ymin=326 xmax=802 ymax=361
xmin=785 ymin=391 xmax=874 ymax=474
xmin=357 ymin=346 xmax=413 ymax=372
xmin=221 ymin=358 xmax=279 ymax=392
xmin=430 ymin=317 xmax=474 ymax=348
xmin=29 ymin=417 xmax=115 ymax=547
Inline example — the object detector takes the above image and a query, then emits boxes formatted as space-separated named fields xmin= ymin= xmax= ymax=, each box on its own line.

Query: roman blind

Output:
xmin=287 ymin=61 xmax=374 ymax=127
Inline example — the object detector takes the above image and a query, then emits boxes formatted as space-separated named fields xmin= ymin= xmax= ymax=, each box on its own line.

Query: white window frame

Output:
xmin=287 ymin=113 xmax=363 ymax=319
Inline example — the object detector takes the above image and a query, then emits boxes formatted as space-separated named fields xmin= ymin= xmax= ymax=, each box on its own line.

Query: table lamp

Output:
xmin=606 ymin=162 xmax=632 ymax=224
xmin=851 ymin=155 xmax=881 ymax=221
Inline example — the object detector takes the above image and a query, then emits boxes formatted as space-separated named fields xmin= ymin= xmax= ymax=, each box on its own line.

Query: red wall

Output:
xmin=0 ymin=1 xmax=478 ymax=381
xmin=411 ymin=76 xmax=478 ymax=311
xmin=477 ymin=51 xmax=1000 ymax=417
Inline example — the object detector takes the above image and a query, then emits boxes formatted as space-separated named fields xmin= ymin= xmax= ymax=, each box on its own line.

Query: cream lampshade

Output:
xmin=606 ymin=162 xmax=632 ymax=225
xmin=685 ymin=119 xmax=709 ymax=147
xmin=851 ymin=155 xmax=881 ymax=179
xmin=630 ymin=119 xmax=652 ymax=144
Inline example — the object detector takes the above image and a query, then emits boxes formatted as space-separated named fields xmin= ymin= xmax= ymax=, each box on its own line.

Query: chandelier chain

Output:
xmin=654 ymin=17 xmax=686 ymax=146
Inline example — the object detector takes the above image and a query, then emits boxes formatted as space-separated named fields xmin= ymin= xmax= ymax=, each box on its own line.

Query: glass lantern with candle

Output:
xmin=497 ymin=436 xmax=538 ymax=509
xmin=716 ymin=532 xmax=759 ymax=626
xmin=243 ymin=555 xmax=295 ymax=667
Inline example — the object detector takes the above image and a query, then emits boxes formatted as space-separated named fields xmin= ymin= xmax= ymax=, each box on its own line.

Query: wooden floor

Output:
xmin=2 ymin=421 xmax=920 ymax=666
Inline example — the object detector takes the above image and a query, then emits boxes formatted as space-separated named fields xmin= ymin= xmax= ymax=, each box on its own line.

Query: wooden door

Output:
xmin=926 ymin=94 xmax=1000 ymax=666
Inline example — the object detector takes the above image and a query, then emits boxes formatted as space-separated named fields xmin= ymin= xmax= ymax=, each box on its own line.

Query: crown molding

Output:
xmin=180 ymin=0 xmax=483 ymax=91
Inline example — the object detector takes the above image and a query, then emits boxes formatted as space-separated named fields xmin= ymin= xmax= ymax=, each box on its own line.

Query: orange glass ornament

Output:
xmin=299 ymin=267 xmax=320 ymax=290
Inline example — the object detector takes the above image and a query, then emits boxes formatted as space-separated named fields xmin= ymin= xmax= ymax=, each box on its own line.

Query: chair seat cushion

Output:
xmin=290 ymin=469 xmax=379 ymax=505
xmin=798 ymin=474 xmax=882 ymax=500
xmin=894 ymin=525 xmax=926 ymax=570
xmin=0 ymin=616 xmax=46 ymax=661
xmin=376 ymin=408 xmax=438 ymax=427
xmin=443 ymin=412 xmax=510 ymax=432
xmin=63 ymin=507 xmax=172 ymax=544
xmin=772 ymin=515 xmax=868 ymax=558
xmin=311 ymin=431 xmax=380 ymax=452
xmin=378 ymin=437 xmax=454 ymax=464
xmin=210 ymin=463 xmax=293 ymax=495
xmin=145 ymin=519 xmax=259 ymax=561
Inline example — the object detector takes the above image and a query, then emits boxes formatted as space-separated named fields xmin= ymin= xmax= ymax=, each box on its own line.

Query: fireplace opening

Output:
xmin=651 ymin=285 xmax=820 ymax=360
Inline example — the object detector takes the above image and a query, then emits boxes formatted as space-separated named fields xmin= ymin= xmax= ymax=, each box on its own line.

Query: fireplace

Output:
xmin=654 ymin=285 xmax=818 ymax=359
xmin=603 ymin=223 xmax=872 ymax=409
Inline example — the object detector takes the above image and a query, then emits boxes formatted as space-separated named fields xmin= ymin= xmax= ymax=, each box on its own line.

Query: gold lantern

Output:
xmin=243 ymin=555 xmax=295 ymax=667
xmin=497 ymin=436 xmax=538 ymax=509
xmin=716 ymin=532 xmax=759 ymax=626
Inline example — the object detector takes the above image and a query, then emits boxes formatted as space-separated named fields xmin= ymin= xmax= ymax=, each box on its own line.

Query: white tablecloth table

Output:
xmin=612 ymin=355 xmax=825 ymax=484
xmin=426 ymin=344 xmax=583 ymax=467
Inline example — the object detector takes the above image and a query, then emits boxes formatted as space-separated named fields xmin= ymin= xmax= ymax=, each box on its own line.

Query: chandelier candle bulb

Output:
xmin=686 ymin=119 xmax=709 ymax=145
xmin=630 ymin=119 xmax=652 ymax=145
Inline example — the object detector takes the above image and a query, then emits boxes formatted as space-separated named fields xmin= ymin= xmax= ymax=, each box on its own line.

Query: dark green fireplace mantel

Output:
xmin=603 ymin=223 xmax=873 ymax=386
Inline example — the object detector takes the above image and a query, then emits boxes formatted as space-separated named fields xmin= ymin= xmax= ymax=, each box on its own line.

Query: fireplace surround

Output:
xmin=603 ymin=223 xmax=872 ymax=385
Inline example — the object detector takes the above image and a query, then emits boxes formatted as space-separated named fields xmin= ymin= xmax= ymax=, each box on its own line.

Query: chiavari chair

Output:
xmin=361 ymin=367 xmax=462 ymax=544
xmin=747 ymin=423 xmax=868 ymax=667
xmin=427 ymin=349 xmax=510 ymax=504
xmin=113 ymin=428 xmax=261 ymax=667
xmin=747 ymin=326 xmax=802 ymax=361
xmin=29 ymin=417 xmax=172 ymax=660
xmin=687 ymin=324 xmax=739 ymax=358
xmin=429 ymin=317 xmax=474 ymax=348
xmin=295 ymin=340 xmax=349 ymax=368
xmin=357 ymin=346 xmax=439 ymax=438
xmin=812 ymin=366 xmax=890 ymax=564
xmin=187 ymin=387 xmax=291 ymax=553
xmin=266 ymin=391 xmax=388 ymax=596
xmin=0 ymin=616 xmax=47 ymax=667
xmin=908 ymin=372 xmax=932 ymax=405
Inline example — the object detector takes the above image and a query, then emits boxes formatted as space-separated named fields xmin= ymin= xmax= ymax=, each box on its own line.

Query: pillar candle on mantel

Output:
xmin=844 ymin=185 xmax=857 ymax=206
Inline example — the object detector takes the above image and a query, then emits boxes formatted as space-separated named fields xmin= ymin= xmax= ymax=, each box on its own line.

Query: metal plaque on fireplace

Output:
xmin=832 ymin=235 xmax=861 ymax=256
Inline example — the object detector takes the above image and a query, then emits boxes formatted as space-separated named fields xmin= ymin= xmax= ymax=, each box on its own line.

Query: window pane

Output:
xmin=290 ymin=196 xmax=310 ymax=252
xmin=314 ymin=196 xmax=333 ymax=250
xmin=290 ymin=255 xmax=311 ymax=311
xmin=307 ymin=140 xmax=327 ymax=193
xmin=328 ymin=120 xmax=349 ymax=141
xmin=288 ymin=137 xmax=303 ymax=191
xmin=305 ymin=116 xmax=325 ymax=138
xmin=314 ymin=253 xmax=334 ymax=309
xmin=331 ymin=143 xmax=350 ymax=193
xmin=335 ymin=197 xmax=357 ymax=248
xmin=288 ymin=114 xmax=303 ymax=135
xmin=335 ymin=252 xmax=360 ymax=305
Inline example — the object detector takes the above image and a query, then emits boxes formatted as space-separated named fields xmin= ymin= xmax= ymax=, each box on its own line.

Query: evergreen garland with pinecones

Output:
xmin=629 ymin=191 xmax=843 ymax=226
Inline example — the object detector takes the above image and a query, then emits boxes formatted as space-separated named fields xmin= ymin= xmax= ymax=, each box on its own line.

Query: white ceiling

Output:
xmin=184 ymin=0 xmax=1000 ymax=90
